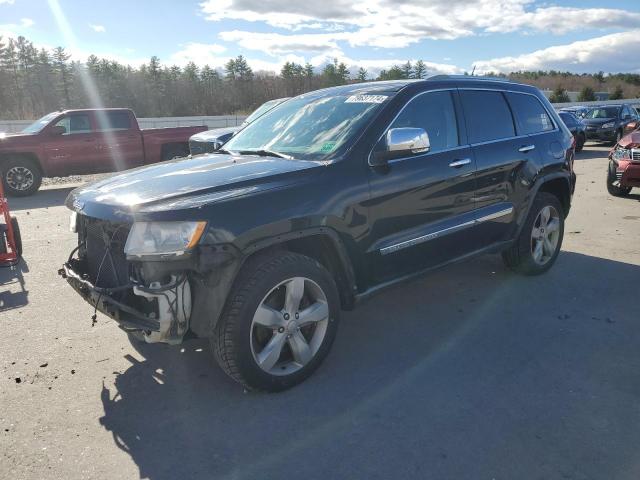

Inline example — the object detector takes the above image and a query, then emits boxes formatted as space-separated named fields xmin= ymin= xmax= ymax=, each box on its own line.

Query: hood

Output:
xmin=618 ymin=130 xmax=640 ymax=148
xmin=67 ymin=153 xmax=322 ymax=220
xmin=583 ymin=117 xmax=615 ymax=126
xmin=0 ymin=131 xmax=35 ymax=146
xmin=190 ymin=127 xmax=239 ymax=142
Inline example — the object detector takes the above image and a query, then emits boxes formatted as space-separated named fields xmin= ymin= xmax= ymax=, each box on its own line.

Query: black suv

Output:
xmin=61 ymin=77 xmax=575 ymax=391
xmin=582 ymin=104 xmax=639 ymax=144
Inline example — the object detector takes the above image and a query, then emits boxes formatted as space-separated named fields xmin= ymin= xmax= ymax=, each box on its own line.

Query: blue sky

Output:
xmin=1 ymin=0 xmax=639 ymax=75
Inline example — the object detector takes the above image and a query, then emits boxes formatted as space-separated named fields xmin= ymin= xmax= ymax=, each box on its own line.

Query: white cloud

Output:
xmin=168 ymin=42 xmax=227 ymax=66
xmin=0 ymin=17 xmax=34 ymax=38
xmin=202 ymin=0 xmax=640 ymax=56
xmin=89 ymin=24 xmax=106 ymax=33
xmin=169 ymin=41 xmax=461 ymax=76
xmin=0 ymin=0 xmax=16 ymax=4
xmin=473 ymin=30 xmax=640 ymax=74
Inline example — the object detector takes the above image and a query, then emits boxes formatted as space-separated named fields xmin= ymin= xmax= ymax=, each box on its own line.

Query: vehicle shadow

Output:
xmin=98 ymin=251 xmax=640 ymax=480
xmin=8 ymin=186 xmax=76 ymax=211
xmin=0 ymin=258 xmax=29 ymax=312
xmin=574 ymin=146 xmax=610 ymax=161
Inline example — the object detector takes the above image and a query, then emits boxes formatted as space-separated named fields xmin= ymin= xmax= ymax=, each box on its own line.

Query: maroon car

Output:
xmin=0 ymin=108 xmax=207 ymax=196
xmin=607 ymin=129 xmax=640 ymax=196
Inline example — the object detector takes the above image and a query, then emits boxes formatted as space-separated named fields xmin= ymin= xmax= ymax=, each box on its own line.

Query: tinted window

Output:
xmin=460 ymin=90 xmax=515 ymax=143
xmin=507 ymin=92 xmax=554 ymax=134
xmin=586 ymin=107 xmax=620 ymax=119
xmin=559 ymin=112 xmax=576 ymax=127
xmin=96 ymin=111 xmax=131 ymax=131
xmin=389 ymin=91 xmax=458 ymax=153
xmin=54 ymin=114 xmax=92 ymax=134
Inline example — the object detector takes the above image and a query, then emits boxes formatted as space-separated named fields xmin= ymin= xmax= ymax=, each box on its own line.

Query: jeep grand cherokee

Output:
xmin=60 ymin=76 xmax=575 ymax=391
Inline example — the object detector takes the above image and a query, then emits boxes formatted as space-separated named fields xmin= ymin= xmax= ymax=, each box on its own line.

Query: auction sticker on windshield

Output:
xmin=345 ymin=94 xmax=388 ymax=104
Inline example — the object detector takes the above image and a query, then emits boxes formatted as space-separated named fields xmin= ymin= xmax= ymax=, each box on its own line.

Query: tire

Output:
xmin=606 ymin=162 xmax=632 ymax=197
xmin=161 ymin=145 xmax=189 ymax=161
xmin=613 ymin=130 xmax=623 ymax=146
xmin=10 ymin=216 xmax=22 ymax=257
xmin=1 ymin=157 xmax=42 ymax=197
xmin=212 ymin=251 xmax=340 ymax=392
xmin=502 ymin=192 xmax=564 ymax=276
xmin=575 ymin=133 xmax=585 ymax=153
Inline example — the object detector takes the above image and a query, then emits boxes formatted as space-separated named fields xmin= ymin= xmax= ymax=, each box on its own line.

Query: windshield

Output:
xmin=21 ymin=112 xmax=60 ymax=134
xmin=242 ymin=98 xmax=287 ymax=126
xmin=224 ymin=91 xmax=390 ymax=160
xmin=586 ymin=107 xmax=619 ymax=119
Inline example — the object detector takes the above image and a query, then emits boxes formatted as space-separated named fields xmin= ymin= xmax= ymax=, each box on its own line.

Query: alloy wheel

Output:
xmin=5 ymin=166 xmax=35 ymax=191
xmin=250 ymin=276 xmax=330 ymax=376
xmin=530 ymin=205 xmax=561 ymax=265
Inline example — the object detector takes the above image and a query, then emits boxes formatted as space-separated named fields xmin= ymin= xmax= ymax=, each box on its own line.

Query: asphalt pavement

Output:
xmin=1 ymin=145 xmax=639 ymax=480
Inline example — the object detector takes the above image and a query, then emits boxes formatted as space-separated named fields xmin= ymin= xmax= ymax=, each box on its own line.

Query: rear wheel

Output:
xmin=502 ymin=192 xmax=564 ymax=275
xmin=212 ymin=252 xmax=340 ymax=392
xmin=606 ymin=162 xmax=632 ymax=197
xmin=575 ymin=133 xmax=585 ymax=153
xmin=1 ymin=158 xmax=42 ymax=196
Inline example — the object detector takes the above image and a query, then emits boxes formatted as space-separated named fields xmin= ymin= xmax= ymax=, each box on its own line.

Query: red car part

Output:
xmin=0 ymin=179 xmax=21 ymax=266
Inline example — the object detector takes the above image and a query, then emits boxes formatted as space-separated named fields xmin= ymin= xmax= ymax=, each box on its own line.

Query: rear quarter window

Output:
xmin=506 ymin=92 xmax=554 ymax=135
xmin=459 ymin=90 xmax=515 ymax=144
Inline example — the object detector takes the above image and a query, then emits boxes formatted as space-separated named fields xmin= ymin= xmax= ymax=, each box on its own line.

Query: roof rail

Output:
xmin=428 ymin=74 xmax=514 ymax=83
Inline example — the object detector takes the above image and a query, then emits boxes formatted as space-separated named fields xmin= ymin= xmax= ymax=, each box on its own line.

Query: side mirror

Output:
xmin=50 ymin=125 xmax=66 ymax=136
xmin=370 ymin=127 xmax=430 ymax=166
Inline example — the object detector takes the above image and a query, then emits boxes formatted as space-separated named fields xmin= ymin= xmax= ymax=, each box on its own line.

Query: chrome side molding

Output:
xmin=380 ymin=206 xmax=514 ymax=255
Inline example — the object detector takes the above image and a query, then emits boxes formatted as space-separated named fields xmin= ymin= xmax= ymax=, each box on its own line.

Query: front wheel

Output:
xmin=606 ymin=162 xmax=632 ymax=197
xmin=1 ymin=158 xmax=42 ymax=196
xmin=502 ymin=192 xmax=564 ymax=275
xmin=212 ymin=252 xmax=340 ymax=392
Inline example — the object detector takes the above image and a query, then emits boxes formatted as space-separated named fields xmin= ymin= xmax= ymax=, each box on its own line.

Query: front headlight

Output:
xmin=612 ymin=148 xmax=631 ymax=161
xmin=124 ymin=221 xmax=207 ymax=257
xmin=602 ymin=122 xmax=615 ymax=129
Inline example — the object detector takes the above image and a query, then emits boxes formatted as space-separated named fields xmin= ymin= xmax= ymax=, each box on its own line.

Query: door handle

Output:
xmin=449 ymin=158 xmax=471 ymax=168
xmin=519 ymin=144 xmax=535 ymax=153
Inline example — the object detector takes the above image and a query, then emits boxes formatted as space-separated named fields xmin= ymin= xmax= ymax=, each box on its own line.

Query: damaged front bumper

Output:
xmin=59 ymin=258 xmax=191 ymax=344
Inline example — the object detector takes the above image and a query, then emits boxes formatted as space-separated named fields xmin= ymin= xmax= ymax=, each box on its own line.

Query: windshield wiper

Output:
xmin=213 ymin=148 xmax=232 ymax=155
xmin=234 ymin=149 xmax=293 ymax=160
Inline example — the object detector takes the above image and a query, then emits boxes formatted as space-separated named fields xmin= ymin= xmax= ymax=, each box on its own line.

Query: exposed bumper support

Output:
xmin=59 ymin=260 xmax=191 ymax=344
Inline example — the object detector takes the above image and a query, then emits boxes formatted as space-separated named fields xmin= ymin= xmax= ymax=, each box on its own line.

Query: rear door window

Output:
xmin=96 ymin=111 xmax=132 ymax=131
xmin=389 ymin=90 xmax=459 ymax=153
xmin=459 ymin=90 xmax=515 ymax=144
xmin=506 ymin=92 xmax=554 ymax=135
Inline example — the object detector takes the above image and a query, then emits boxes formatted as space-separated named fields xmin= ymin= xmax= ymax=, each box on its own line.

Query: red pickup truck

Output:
xmin=0 ymin=108 xmax=207 ymax=196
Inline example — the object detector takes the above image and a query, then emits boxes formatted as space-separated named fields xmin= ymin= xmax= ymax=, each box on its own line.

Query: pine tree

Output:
xmin=356 ymin=67 xmax=368 ymax=82
xmin=52 ymin=46 xmax=72 ymax=107
xmin=413 ymin=60 xmax=427 ymax=79
xmin=577 ymin=86 xmax=596 ymax=102
xmin=549 ymin=86 xmax=570 ymax=103
xmin=609 ymin=85 xmax=624 ymax=100
xmin=401 ymin=61 xmax=413 ymax=79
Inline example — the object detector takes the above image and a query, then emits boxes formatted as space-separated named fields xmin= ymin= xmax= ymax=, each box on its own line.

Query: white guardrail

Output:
xmin=0 ymin=115 xmax=248 ymax=133
xmin=551 ymin=98 xmax=640 ymax=109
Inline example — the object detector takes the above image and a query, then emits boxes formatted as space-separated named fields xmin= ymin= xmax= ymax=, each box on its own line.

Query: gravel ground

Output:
xmin=1 ymin=145 xmax=640 ymax=480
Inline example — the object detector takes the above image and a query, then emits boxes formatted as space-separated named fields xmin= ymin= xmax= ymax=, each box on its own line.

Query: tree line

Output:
xmin=1 ymin=35 xmax=639 ymax=120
